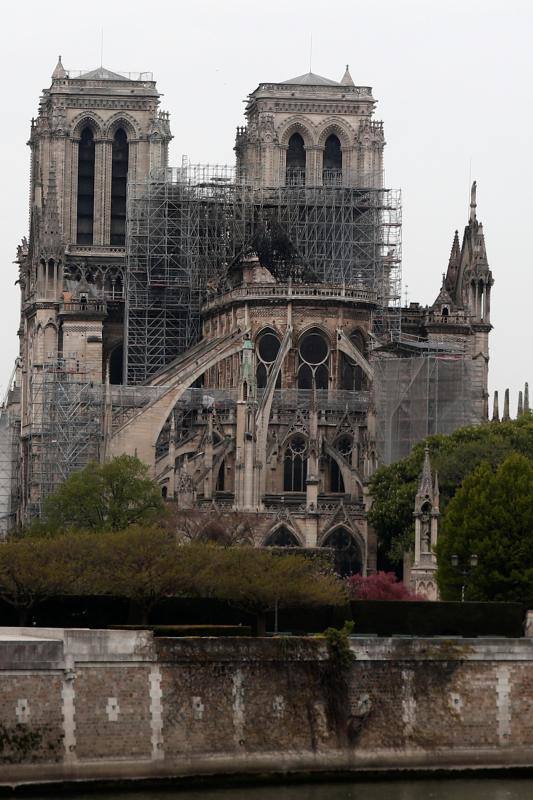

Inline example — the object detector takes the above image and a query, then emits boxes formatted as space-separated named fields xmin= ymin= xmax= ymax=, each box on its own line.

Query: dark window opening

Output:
xmin=77 ymin=127 xmax=95 ymax=245
xmin=297 ymin=363 xmax=313 ymax=390
xmin=315 ymin=363 xmax=328 ymax=389
xmin=286 ymin=132 xmax=306 ymax=186
xmin=300 ymin=333 xmax=328 ymax=364
xmin=265 ymin=526 xmax=300 ymax=547
xmin=109 ymin=345 xmax=123 ymax=385
xmin=161 ymin=486 xmax=168 ymax=499
xmin=256 ymin=330 xmax=282 ymax=389
xmin=323 ymin=134 xmax=342 ymax=185
xmin=330 ymin=458 xmax=345 ymax=493
xmin=258 ymin=332 xmax=280 ymax=362
xmin=110 ymin=128 xmax=129 ymax=246
xmin=256 ymin=362 xmax=268 ymax=389
xmin=283 ymin=435 xmax=307 ymax=492
xmin=216 ymin=462 xmax=225 ymax=492
xmin=322 ymin=527 xmax=362 ymax=576
xmin=298 ymin=331 xmax=329 ymax=390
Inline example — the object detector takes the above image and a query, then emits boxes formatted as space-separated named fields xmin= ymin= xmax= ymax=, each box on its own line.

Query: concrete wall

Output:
xmin=2 ymin=628 xmax=533 ymax=786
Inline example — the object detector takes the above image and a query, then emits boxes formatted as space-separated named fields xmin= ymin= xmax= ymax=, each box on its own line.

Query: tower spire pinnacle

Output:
xmin=52 ymin=55 xmax=67 ymax=80
xmin=469 ymin=180 xmax=477 ymax=223
xmin=340 ymin=64 xmax=355 ymax=86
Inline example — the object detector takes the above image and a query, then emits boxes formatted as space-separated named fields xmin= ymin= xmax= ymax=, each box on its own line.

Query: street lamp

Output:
xmin=451 ymin=553 xmax=478 ymax=601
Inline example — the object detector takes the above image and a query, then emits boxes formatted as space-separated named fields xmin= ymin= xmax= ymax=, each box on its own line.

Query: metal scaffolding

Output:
xmin=373 ymin=342 xmax=481 ymax=465
xmin=0 ymin=402 xmax=20 ymax=538
xmin=125 ymin=164 xmax=401 ymax=384
xmin=27 ymin=361 xmax=103 ymax=517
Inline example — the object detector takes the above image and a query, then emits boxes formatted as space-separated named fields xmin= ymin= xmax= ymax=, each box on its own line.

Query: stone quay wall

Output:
xmin=2 ymin=628 xmax=533 ymax=786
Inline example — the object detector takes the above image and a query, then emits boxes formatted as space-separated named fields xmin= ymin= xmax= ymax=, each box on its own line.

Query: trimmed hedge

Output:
xmin=350 ymin=600 xmax=526 ymax=638
xmin=0 ymin=595 xmax=526 ymax=638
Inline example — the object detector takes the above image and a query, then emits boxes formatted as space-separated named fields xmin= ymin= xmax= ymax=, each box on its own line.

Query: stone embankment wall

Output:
xmin=2 ymin=627 xmax=533 ymax=786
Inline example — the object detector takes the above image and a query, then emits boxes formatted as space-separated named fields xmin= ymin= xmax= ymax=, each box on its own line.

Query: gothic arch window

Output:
xmin=77 ymin=127 xmax=95 ymax=245
xmin=265 ymin=526 xmax=300 ymax=547
xmin=323 ymin=134 xmax=342 ymax=186
xmin=286 ymin=132 xmax=306 ymax=186
xmin=340 ymin=330 xmax=366 ymax=391
xmin=298 ymin=329 xmax=329 ymax=390
xmin=255 ymin=329 xmax=281 ymax=389
xmin=322 ymin=527 xmax=362 ymax=576
xmin=283 ymin=435 xmax=308 ymax=492
xmin=110 ymin=128 xmax=129 ymax=245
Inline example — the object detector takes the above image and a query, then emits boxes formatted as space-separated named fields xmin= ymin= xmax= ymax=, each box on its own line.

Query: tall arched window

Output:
xmin=283 ymin=435 xmax=307 ymax=492
xmin=298 ymin=330 xmax=329 ymax=390
xmin=77 ymin=127 xmax=95 ymax=245
xmin=110 ymin=128 xmax=129 ymax=245
xmin=323 ymin=134 xmax=342 ymax=185
xmin=286 ymin=132 xmax=306 ymax=186
xmin=322 ymin=527 xmax=362 ymax=576
xmin=256 ymin=329 xmax=281 ymax=390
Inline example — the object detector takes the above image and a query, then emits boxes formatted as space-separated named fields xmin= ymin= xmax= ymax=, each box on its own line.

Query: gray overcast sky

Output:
xmin=0 ymin=0 xmax=530 ymax=410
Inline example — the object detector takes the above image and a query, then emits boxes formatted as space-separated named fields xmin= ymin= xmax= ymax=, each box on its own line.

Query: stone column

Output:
xmin=95 ymin=138 xmax=112 ymax=245
xmin=278 ymin=145 xmax=287 ymax=187
xmin=69 ymin=138 xmax=80 ymax=245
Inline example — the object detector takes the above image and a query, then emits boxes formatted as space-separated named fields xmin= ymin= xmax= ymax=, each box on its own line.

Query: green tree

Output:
xmin=200 ymin=546 xmax=347 ymax=635
xmin=93 ymin=529 xmax=220 ymax=624
xmin=30 ymin=455 xmax=164 ymax=535
xmin=436 ymin=453 xmax=533 ymax=602
xmin=0 ymin=533 xmax=96 ymax=624
xmin=369 ymin=415 xmax=533 ymax=567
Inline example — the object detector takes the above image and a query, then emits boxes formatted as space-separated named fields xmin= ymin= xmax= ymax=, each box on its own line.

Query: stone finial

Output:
xmin=503 ymin=388 xmax=510 ymax=422
xmin=418 ymin=446 xmax=433 ymax=499
xmin=340 ymin=64 xmax=355 ymax=86
xmin=470 ymin=180 xmax=477 ymax=223
xmin=52 ymin=55 xmax=67 ymax=80
xmin=517 ymin=390 xmax=523 ymax=418
xmin=524 ymin=382 xmax=530 ymax=414
xmin=492 ymin=390 xmax=499 ymax=422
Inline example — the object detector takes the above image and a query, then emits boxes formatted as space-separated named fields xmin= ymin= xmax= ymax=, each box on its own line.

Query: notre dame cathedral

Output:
xmin=0 ymin=59 xmax=494 ymax=573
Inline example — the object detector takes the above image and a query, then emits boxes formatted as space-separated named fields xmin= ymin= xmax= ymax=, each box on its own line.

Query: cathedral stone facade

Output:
xmin=4 ymin=60 xmax=493 ymax=575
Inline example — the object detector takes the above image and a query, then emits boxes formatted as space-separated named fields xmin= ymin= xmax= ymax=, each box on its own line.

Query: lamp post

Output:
xmin=451 ymin=553 xmax=478 ymax=601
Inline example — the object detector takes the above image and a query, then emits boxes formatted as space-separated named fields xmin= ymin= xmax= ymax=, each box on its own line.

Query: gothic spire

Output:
xmin=524 ymin=382 xmax=530 ymax=414
xmin=469 ymin=180 xmax=477 ymax=223
xmin=492 ymin=390 xmax=499 ymax=422
xmin=52 ymin=55 xmax=67 ymax=80
xmin=503 ymin=388 xmax=510 ymax=422
xmin=443 ymin=229 xmax=460 ymax=296
xmin=518 ymin=390 xmax=523 ymax=418
xmin=340 ymin=64 xmax=355 ymax=86
xmin=418 ymin=446 xmax=434 ymax=499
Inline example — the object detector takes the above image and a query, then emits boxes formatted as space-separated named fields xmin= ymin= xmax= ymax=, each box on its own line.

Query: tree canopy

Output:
xmin=28 ymin=455 xmax=164 ymax=535
xmin=0 ymin=532 xmax=346 ymax=630
xmin=436 ymin=453 xmax=533 ymax=602
xmin=368 ymin=415 xmax=533 ymax=567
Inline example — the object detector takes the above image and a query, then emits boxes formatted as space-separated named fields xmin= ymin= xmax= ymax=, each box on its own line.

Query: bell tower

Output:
xmin=235 ymin=66 xmax=385 ymax=187
xmin=16 ymin=57 xmax=172 ymax=518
